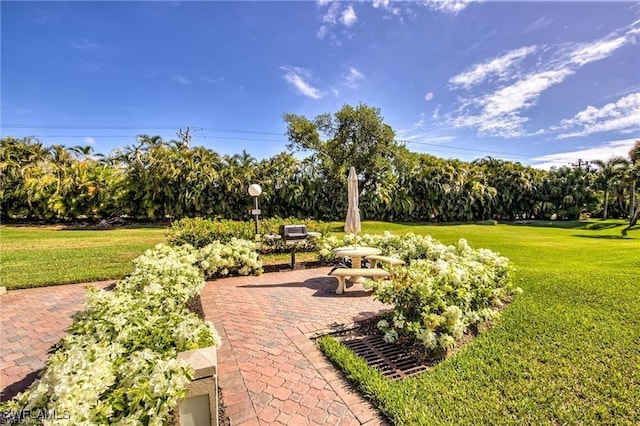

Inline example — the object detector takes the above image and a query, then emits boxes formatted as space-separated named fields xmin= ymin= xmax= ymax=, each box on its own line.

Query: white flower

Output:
xmin=383 ymin=330 xmax=398 ymax=343
xmin=437 ymin=334 xmax=456 ymax=349
xmin=416 ymin=329 xmax=437 ymax=349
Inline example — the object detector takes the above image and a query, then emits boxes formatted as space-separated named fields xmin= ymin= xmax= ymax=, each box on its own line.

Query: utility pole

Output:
xmin=571 ymin=159 xmax=590 ymax=169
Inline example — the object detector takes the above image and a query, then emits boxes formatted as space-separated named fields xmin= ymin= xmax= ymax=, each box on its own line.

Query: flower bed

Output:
xmin=166 ymin=217 xmax=330 ymax=253
xmin=152 ymin=239 xmax=263 ymax=279
xmin=317 ymin=232 xmax=522 ymax=351
xmin=0 ymin=244 xmax=223 ymax=425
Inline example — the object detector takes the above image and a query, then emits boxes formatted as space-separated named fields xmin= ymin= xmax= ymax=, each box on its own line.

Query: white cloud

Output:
xmin=342 ymin=67 xmax=364 ymax=88
xmin=85 ymin=137 xmax=95 ymax=145
xmin=432 ymin=105 xmax=441 ymax=120
xmin=322 ymin=2 xmax=340 ymax=24
xmin=450 ymin=111 xmax=532 ymax=138
xmin=340 ymin=5 xmax=358 ymax=26
xmin=317 ymin=0 xmax=332 ymax=6
xmin=449 ymin=46 xmax=537 ymax=89
xmin=523 ymin=16 xmax=554 ymax=34
xmin=566 ymin=34 xmax=630 ymax=67
xmin=530 ymin=139 xmax=637 ymax=170
xmin=199 ymin=76 xmax=224 ymax=84
xmin=397 ymin=113 xmax=456 ymax=144
xmin=281 ymin=66 xmax=324 ymax=99
xmin=482 ymin=69 xmax=572 ymax=117
xmin=556 ymin=93 xmax=640 ymax=138
xmin=447 ymin=25 xmax=639 ymax=138
xmin=70 ymin=39 xmax=101 ymax=50
xmin=317 ymin=25 xmax=328 ymax=39
xmin=413 ymin=113 xmax=426 ymax=128
xmin=317 ymin=2 xmax=360 ymax=42
xmin=173 ymin=75 xmax=192 ymax=85
xmin=421 ymin=0 xmax=478 ymax=15
xmin=331 ymin=88 xmax=340 ymax=97
xmin=373 ymin=0 xmax=390 ymax=8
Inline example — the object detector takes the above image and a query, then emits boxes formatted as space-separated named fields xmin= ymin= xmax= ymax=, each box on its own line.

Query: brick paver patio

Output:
xmin=0 ymin=281 xmax=114 ymax=401
xmin=1 ymin=268 xmax=391 ymax=425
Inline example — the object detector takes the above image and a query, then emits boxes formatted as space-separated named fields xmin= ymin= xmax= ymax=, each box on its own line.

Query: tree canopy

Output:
xmin=1 ymin=107 xmax=639 ymax=226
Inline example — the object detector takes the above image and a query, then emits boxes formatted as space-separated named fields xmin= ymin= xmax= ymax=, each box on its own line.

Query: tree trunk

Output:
xmin=631 ymin=203 xmax=640 ymax=227
xmin=622 ymin=203 xmax=640 ymax=236
xmin=630 ymin=181 xmax=636 ymax=219
xmin=603 ymin=190 xmax=609 ymax=219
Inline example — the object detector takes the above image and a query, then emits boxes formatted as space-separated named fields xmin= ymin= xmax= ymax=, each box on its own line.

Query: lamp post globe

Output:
xmin=248 ymin=184 xmax=262 ymax=197
xmin=248 ymin=183 xmax=262 ymax=236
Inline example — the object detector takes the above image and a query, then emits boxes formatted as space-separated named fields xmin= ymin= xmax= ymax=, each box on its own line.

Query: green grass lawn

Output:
xmin=1 ymin=220 xmax=638 ymax=422
xmin=0 ymin=225 xmax=168 ymax=289
xmin=0 ymin=224 xmax=317 ymax=289
xmin=319 ymin=220 xmax=640 ymax=425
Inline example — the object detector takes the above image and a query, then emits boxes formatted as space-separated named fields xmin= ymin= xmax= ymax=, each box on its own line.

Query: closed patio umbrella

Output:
xmin=344 ymin=166 xmax=361 ymax=246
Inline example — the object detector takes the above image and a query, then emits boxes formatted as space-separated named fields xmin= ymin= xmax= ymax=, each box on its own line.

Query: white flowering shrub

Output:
xmin=197 ymin=238 xmax=263 ymax=278
xmin=1 ymin=244 xmax=221 ymax=425
xmin=318 ymin=233 xmax=521 ymax=351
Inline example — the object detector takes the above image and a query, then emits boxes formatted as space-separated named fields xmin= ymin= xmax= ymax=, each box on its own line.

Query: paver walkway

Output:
xmin=201 ymin=267 xmax=391 ymax=425
xmin=1 ymin=268 xmax=391 ymax=425
xmin=0 ymin=281 xmax=114 ymax=401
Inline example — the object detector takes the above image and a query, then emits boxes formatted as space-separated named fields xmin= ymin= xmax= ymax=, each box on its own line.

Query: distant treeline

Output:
xmin=1 ymin=104 xmax=639 ymax=223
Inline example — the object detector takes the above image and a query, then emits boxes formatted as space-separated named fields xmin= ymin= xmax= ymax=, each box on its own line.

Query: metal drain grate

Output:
xmin=341 ymin=335 xmax=428 ymax=380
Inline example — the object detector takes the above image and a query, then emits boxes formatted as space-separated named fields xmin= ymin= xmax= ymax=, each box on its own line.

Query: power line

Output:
xmin=2 ymin=124 xmax=283 ymax=136
xmin=400 ymin=139 xmax=531 ymax=159
xmin=17 ymin=135 xmax=288 ymax=143
xmin=400 ymin=140 xmax=576 ymax=165
xmin=2 ymin=125 xmax=576 ymax=165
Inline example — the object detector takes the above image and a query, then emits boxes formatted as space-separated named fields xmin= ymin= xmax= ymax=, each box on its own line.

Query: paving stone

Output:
xmin=288 ymin=413 xmax=311 ymax=425
xmin=300 ymin=393 xmax=320 ymax=409
xmin=275 ymin=412 xmax=291 ymax=424
xmin=279 ymin=399 xmax=299 ymax=415
xmin=328 ymin=400 xmax=349 ymax=417
xmin=271 ymin=386 xmax=292 ymax=401
xmin=256 ymin=405 xmax=279 ymax=423
xmin=309 ymin=406 xmax=330 ymax=424
xmin=2 ymin=269 xmax=391 ymax=425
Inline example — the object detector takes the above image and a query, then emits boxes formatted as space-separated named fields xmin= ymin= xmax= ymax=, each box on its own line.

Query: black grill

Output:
xmin=279 ymin=225 xmax=308 ymax=269
xmin=279 ymin=225 xmax=308 ymax=243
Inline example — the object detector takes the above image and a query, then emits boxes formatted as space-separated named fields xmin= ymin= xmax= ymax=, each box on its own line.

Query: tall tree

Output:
xmin=591 ymin=157 xmax=629 ymax=219
xmin=622 ymin=141 xmax=640 ymax=233
xmin=284 ymin=103 xmax=402 ymax=208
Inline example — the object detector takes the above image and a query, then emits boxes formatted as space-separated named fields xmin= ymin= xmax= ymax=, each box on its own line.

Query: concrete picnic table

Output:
xmin=332 ymin=246 xmax=382 ymax=284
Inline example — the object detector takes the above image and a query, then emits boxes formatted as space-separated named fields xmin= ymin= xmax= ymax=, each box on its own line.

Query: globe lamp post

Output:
xmin=248 ymin=184 xmax=262 ymax=236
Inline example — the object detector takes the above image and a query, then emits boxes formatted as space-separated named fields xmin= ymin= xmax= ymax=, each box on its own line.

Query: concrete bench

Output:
xmin=328 ymin=268 xmax=390 ymax=294
xmin=364 ymin=255 xmax=406 ymax=269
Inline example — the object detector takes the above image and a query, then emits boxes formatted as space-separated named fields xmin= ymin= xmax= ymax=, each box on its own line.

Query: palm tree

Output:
xmin=591 ymin=157 xmax=629 ymax=219
xmin=628 ymin=140 xmax=640 ymax=219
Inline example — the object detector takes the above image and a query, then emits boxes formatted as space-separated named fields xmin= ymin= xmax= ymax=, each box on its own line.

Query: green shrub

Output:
xmin=316 ymin=232 xmax=521 ymax=350
xmin=166 ymin=217 xmax=253 ymax=247
xmin=166 ymin=217 xmax=331 ymax=253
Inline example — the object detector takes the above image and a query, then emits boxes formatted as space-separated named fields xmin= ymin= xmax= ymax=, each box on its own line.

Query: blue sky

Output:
xmin=2 ymin=1 xmax=639 ymax=169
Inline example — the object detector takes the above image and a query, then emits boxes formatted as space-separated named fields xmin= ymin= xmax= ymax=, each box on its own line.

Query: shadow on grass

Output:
xmin=64 ymin=223 xmax=168 ymax=231
xmin=572 ymin=234 xmax=635 ymax=240
xmin=503 ymin=220 xmax=590 ymax=229
xmin=396 ymin=221 xmax=501 ymax=227
xmin=1 ymin=221 xmax=169 ymax=230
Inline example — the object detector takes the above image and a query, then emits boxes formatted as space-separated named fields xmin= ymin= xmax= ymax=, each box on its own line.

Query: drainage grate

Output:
xmin=340 ymin=334 xmax=428 ymax=380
